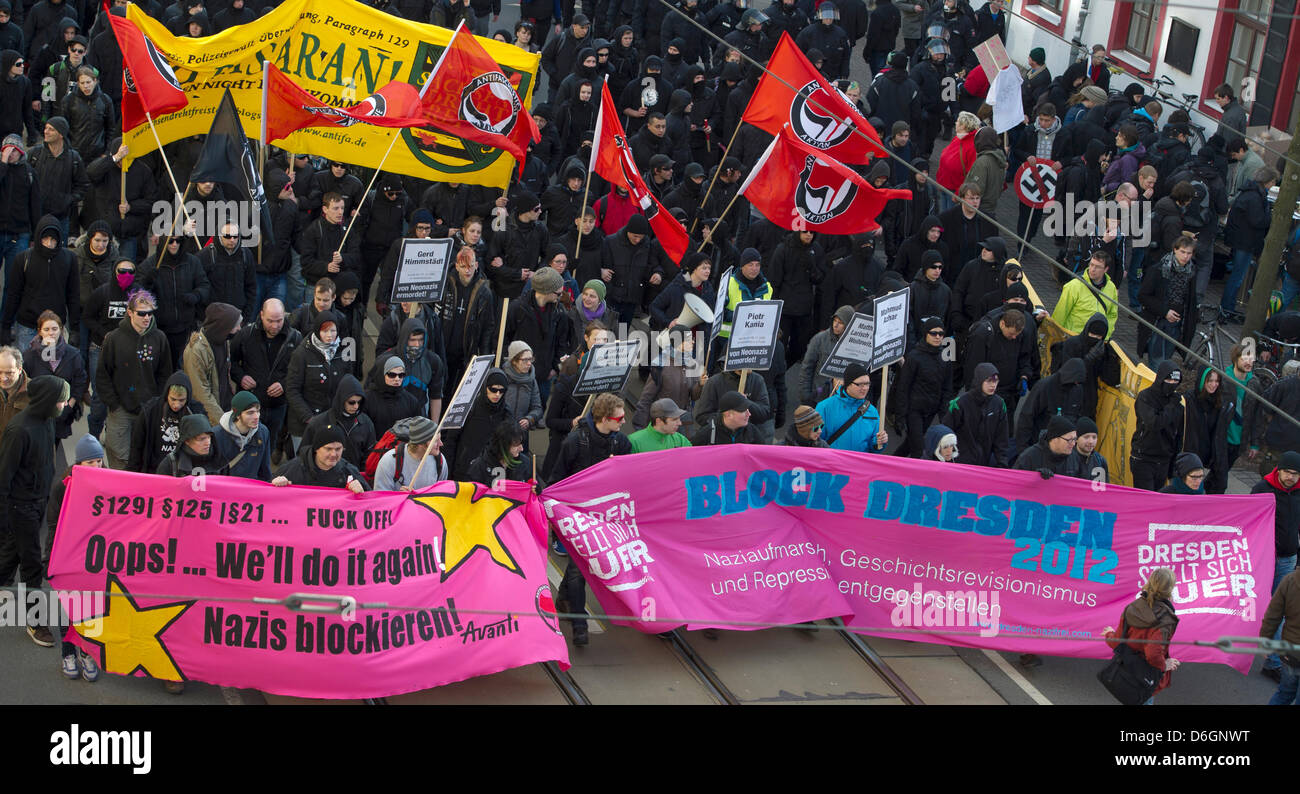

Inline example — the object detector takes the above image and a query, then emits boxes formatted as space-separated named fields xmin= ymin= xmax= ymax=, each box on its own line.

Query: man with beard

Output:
xmin=272 ymin=422 xmax=368 ymax=491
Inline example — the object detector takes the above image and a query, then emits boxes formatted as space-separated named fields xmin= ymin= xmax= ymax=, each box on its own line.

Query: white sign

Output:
xmin=989 ymin=65 xmax=1024 ymax=134
xmin=439 ymin=354 xmax=494 ymax=430
xmin=725 ymin=299 xmax=783 ymax=371
xmin=871 ymin=288 xmax=909 ymax=370
xmin=710 ymin=267 xmax=732 ymax=343
xmin=572 ymin=339 xmax=643 ymax=397
xmin=819 ymin=312 xmax=875 ymax=379
xmin=390 ymin=237 xmax=455 ymax=303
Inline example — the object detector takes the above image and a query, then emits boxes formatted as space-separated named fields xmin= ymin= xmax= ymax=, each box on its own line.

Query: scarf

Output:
xmin=579 ymin=300 xmax=606 ymax=323
xmin=310 ymin=332 xmax=340 ymax=361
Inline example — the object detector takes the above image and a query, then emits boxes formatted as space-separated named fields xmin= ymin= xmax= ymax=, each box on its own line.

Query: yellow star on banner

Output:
xmin=412 ymin=482 xmax=524 ymax=582
xmin=73 ymin=575 xmax=192 ymax=681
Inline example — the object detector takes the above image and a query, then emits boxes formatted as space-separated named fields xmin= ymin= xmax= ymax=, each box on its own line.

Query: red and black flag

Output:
xmin=260 ymin=62 xmax=426 ymax=145
xmin=104 ymin=3 xmax=187 ymax=133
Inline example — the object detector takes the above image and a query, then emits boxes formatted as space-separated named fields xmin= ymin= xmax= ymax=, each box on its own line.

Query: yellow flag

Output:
xmin=124 ymin=0 xmax=540 ymax=189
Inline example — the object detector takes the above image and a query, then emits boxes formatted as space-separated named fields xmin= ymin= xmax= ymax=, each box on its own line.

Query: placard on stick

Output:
xmin=871 ymin=288 xmax=910 ymax=370
xmin=724 ymin=299 xmax=783 ymax=371
xmin=572 ymin=339 xmax=643 ymax=398
xmin=390 ymin=237 xmax=455 ymax=303
xmin=974 ymin=35 xmax=1011 ymax=78
xmin=710 ymin=267 xmax=732 ymax=343
xmin=439 ymin=354 xmax=494 ymax=430
xmin=819 ymin=312 xmax=875 ymax=379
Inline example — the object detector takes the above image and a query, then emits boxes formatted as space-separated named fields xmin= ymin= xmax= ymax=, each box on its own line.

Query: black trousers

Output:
xmin=0 ymin=503 xmax=46 ymax=590
xmin=561 ymin=558 xmax=588 ymax=631
xmin=899 ymin=410 xmax=936 ymax=458
xmin=1130 ymin=455 xmax=1171 ymax=492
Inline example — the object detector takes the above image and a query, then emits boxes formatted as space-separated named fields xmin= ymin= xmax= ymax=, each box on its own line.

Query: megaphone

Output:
xmin=657 ymin=292 xmax=715 ymax=349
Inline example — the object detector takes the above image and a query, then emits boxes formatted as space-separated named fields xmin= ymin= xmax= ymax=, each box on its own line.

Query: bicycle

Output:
xmin=1151 ymin=75 xmax=1208 ymax=152
xmin=1251 ymin=331 xmax=1300 ymax=392
xmin=1185 ymin=303 xmax=1233 ymax=370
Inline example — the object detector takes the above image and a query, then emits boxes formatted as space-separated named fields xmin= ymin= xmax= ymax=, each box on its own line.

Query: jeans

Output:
xmin=262 ymin=403 xmax=287 ymax=460
xmin=1222 ymin=249 xmax=1254 ymax=314
xmin=257 ymin=273 xmax=287 ymax=311
xmin=14 ymin=323 xmax=35 ymax=351
xmin=119 ymin=236 xmax=140 ymax=264
xmin=1127 ymin=247 xmax=1146 ymax=308
xmin=87 ymin=344 xmax=106 ymax=437
xmin=1265 ymin=553 xmax=1298 ymax=671
xmin=0 ymin=503 xmax=45 ymax=590
xmin=0 ymin=232 xmax=29 ymax=280
xmin=611 ymin=300 xmax=637 ymax=328
xmin=1282 ymin=271 xmax=1300 ymax=311
xmin=1269 ymin=661 xmax=1300 ymax=705
xmin=1191 ymin=230 xmax=1215 ymax=302
xmin=1147 ymin=318 xmax=1181 ymax=369
xmin=868 ymin=50 xmax=888 ymax=73
xmin=285 ymin=252 xmax=305 ymax=313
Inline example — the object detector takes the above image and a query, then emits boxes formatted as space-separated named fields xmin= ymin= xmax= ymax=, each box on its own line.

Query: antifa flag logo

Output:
xmin=614 ymin=134 xmax=658 ymax=219
xmin=789 ymin=80 xmax=855 ymax=150
xmin=794 ymin=155 xmax=858 ymax=224
xmin=299 ymin=103 xmax=361 ymax=127
xmin=123 ymin=36 xmax=182 ymax=95
xmin=351 ymin=93 xmax=388 ymax=119
xmin=459 ymin=72 xmax=520 ymax=136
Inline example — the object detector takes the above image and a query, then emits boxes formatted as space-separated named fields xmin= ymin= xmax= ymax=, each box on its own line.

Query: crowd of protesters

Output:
xmin=0 ymin=0 xmax=1297 ymax=700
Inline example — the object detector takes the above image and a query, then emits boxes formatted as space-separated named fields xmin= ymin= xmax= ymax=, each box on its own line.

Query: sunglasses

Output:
xmin=70 ymin=48 xmax=85 ymax=54
xmin=1009 ymin=275 xmax=1023 ymax=282
xmin=927 ymin=330 xmax=945 ymax=336
xmin=13 ymin=60 xmax=23 ymax=67
xmin=133 ymin=309 xmax=155 ymax=317
xmin=609 ymin=414 xmax=626 ymax=422
xmin=345 ymin=398 xmax=362 ymax=405
xmin=487 ymin=386 xmax=506 ymax=394
xmin=385 ymin=371 xmax=406 ymax=378
xmin=222 ymin=233 xmax=239 ymax=239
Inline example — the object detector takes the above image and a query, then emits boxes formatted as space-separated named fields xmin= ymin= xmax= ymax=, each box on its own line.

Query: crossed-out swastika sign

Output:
xmin=1014 ymin=160 xmax=1061 ymax=209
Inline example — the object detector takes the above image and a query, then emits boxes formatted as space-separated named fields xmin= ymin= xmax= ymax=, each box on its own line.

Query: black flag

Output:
xmin=189 ymin=88 xmax=273 ymax=246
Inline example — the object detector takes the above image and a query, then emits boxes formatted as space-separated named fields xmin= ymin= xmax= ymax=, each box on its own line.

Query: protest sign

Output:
xmin=572 ymin=339 xmax=643 ymax=398
xmin=542 ymin=446 xmax=1271 ymax=671
xmin=440 ymin=354 xmax=494 ymax=430
xmin=819 ymin=312 xmax=875 ymax=379
xmin=724 ymin=300 xmax=783 ymax=371
xmin=710 ymin=267 xmax=732 ymax=343
xmin=49 ymin=471 xmax=565 ymax=699
xmin=390 ymin=238 xmax=455 ymax=303
xmin=871 ymin=288 xmax=909 ymax=370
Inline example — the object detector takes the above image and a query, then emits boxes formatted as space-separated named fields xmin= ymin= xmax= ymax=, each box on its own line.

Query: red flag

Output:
xmin=741 ymin=33 xmax=888 ymax=164
xmin=417 ymin=22 xmax=540 ymax=175
xmin=590 ymin=82 xmax=690 ymax=264
xmin=106 ymin=5 xmax=187 ymax=133
xmin=261 ymin=63 xmax=427 ymax=146
xmin=739 ymin=125 xmax=911 ymax=234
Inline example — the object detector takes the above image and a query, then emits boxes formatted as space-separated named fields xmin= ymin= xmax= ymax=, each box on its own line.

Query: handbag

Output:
xmin=1096 ymin=621 xmax=1163 ymax=705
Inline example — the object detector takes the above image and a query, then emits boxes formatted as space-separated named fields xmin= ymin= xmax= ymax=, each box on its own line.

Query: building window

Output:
xmin=1123 ymin=1 xmax=1157 ymax=56
xmin=1035 ymin=0 xmax=1062 ymax=13
xmin=1223 ymin=0 xmax=1271 ymax=107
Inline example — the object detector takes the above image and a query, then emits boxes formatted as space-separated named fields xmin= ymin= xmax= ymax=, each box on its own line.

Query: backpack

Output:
xmin=1168 ymin=167 xmax=1213 ymax=229
xmin=364 ymin=430 xmax=406 ymax=483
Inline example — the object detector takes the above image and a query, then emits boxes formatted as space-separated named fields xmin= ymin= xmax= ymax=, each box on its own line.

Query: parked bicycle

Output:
xmin=1152 ymin=75 xmax=1208 ymax=152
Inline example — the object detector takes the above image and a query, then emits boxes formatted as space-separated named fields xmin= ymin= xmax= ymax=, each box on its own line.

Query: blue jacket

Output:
xmin=213 ymin=411 xmax=272 ymax=482
xmin=816 ymin=387 xmax=883 ymax=453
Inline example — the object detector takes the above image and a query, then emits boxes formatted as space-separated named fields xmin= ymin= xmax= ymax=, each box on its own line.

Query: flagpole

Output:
xmin=145 ymin=110 xmax=204 ymax=250
xmin=574 ymin=170 xmax=593 ymax=258
xmin=335 ymin=129 xmax=402 ymax=254
xmin=690 ymin=121 xmax=743 ymax=236
xmin=698 ymin=186 xmax=744 ymax=253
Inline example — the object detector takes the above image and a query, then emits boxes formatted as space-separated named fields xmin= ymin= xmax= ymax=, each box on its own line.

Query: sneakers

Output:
xmin=61 ymin=654 xmax=80 ymax=679
xmin=78 ymin=649 xmax=100 ymax=682
xmin=27 ymin=625 xmax=55 ymax=647
xmin=572 ymin=624 xmax=589 ymax=646
xmin=1262 ymin=666 xmax=1283 ymax=683
xmin=551 ymin=537 xmax=568 ymax=557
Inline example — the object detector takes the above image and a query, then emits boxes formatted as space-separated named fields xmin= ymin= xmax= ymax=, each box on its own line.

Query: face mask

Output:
xmin=116 ymin=272 xmax=135 ymax=290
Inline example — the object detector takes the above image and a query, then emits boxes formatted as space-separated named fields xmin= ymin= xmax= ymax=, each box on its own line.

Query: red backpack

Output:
xmin=364 ymin=431 xmax=406 ymax=483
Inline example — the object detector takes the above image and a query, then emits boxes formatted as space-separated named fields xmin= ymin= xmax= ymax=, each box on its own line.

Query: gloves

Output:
xmin=1038 ymin=467 xmax=1055 ymax=480
xmin=1019 ymin=378 xmax=1029 ymax=397
xmin=1086 ymin=339 xmax=1105 ymax=365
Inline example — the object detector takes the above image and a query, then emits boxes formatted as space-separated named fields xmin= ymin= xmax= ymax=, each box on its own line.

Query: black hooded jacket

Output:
xmin=769 ymin=231 xmax=826 ymax=316
xmin=278 ymin=431 xmax=370 ymax=489
xmin=370 ymin=316 xmax=446 ymax=406
xmin=895 ymin=336 xmax=952 ymax=418
xmin=1015 ymin=357 xmax=1086 ymax=449
xmin=228 ymin=316 xmax=302 ymax=411
xmin=139 ymin=242 xmax=210 ymax=334
xmin=2 ymin=214 xmax=77 ymax=331
xmin=941 ymin=362 xmax=1010 ymax=467
xmin=201 ymin=240 xmax=258 ymax=323
xmin=97 ymin=313 xmax=172 ymax=414
xmin=0 ymin=140 xmax=39 ymax=236
xmin=126 ymin=370 xmax=204 ymax=473
xmin=442 ymin=371 xmax=514 ymax=479
xmin=0 ymin=374 xmax=64 ymax=509
xmin=301 ymin=373 xmax=376 ymax=469
xmin=363 ymin=370 xmax=427 ymax=440
xmin=0 ymin=49 xmax=35 ymax=140
xmin=284 ymin=311 xmax=352 ymax=435
xmin=1131 ymin=360 xmax=1185 ymax=462
xmin=894 ymin=214 xmax=949 ymax=280
xmin=1051 ymin=311 xmax=1121 ymax=420
xmin=951 ymin=237 xmax=1007 ymax=332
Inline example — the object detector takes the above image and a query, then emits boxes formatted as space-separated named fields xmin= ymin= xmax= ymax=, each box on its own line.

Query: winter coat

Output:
xmin=769 ymin=232 xmax=825 ymax=317
xmin=816 ymin=386 xmax=883 ymax=454
xmin=1182 ymin=368 xmax=1235 ymax=495
xmin=895 ymin=338 xmax=952 ymax=418
xmin=504 ymin=295 xmax=572 ymax=379
xmin=650 ymin=272 xmax=716 ymax=331
xmin=139 ymin=246 xmax=209 ymax=334
xmin=301 ymin=374 xmax=376 ymax=470
xmin=1102 ymin=143 xmax=1147 ymax=193
xmin=0 ymin=375 xmax=65 ymax=511
xmin=1225 ymin=181 xmax=1271 ymax=257
xmin=1254 ymin=376 xmax=1300 ymax=456
xmin=21 ymin=336 xmax=84 ymax=439
xmin=127 ymin=370 xmax=204 ymax=473
xmin=965 ymin=139 xmax=1008 ymax=211
xmin=940 ymin=364 xmax=1009 ymax=467
xmin=632 ymin=352 xmax=703 ymax=434
xmin=864 ymin=66 xmax=918 ymax=134
xmin=212 ymin=410 xmax=272 ymax=481
xmin=284 ymin=328 xmax=352 ymax=435
xmin=371 ymin=315 xmax=447 ymax=406
xmin=1137 ymin=251 xmax=1198 ymax=354
xmin=1131 ymin=361 xmax=1185 ymax=463
xmin=695 ymin=369 xmax=772 ymax=429
xmin=2 ymin=215 xmax=78 ymax=330
xmin=951 ymin=241 xmax=1007 ymax=332
xmin=0 ymin=155 xmax=40 ymax=236
xmin=487 ymin=216 xmax=548 ymax=300
xmin=297 ymin=216 xmax=362 ymax=285
xmin=1015 ymin=357 xmax=1086 ymax=449
xmin=552 ymin=414 xmax=632 ymax=479
xmin=936 ymin=132 xmax=977 ymax=195
xmin=228 ymin=319 xmax=301 ymax=411
xmin=436 ymin=270 xmax=497 ymax=365
xmin=502 ymin=362 xmax=543 ymax=427
xmin=1105 ymin=596 xmax=1179 ymax=694
xmin=278 ymin=434 xmax=370 ymax=490
xmin=27 ymin=140 xmax=87 ymax=220
xmin=201 ymin=243 xmax=258 ymax=323
xmin=58 ymin=85 xmax=115 ymax=160
xmin=601 ymin=223 xmax=659 ymax=307
xmin=441 ymin=385 xmax=513 ymax=479
xmin=821 ymin=245 xmax=884 ymax=323
xmin=96 ymin=314 xmax=172 ymax=414
xmin=72 ymin=230 xmax=118 ymax=307
xmin=1050 ymin=312 xmax=1121 ymax=421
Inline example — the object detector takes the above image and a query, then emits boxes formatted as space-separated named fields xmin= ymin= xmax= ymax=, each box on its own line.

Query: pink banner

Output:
xmin=48 ymin=469 xmax=567 ymax=699
xmin=543 ymin=446 xmax=1274 ymax=672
